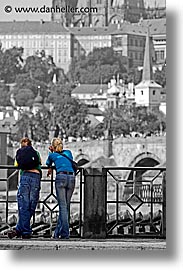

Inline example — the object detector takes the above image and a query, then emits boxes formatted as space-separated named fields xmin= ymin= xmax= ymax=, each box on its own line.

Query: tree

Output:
xmin=24 ymin=51 xmax=57 ymax=84
xmin=67 ymin=47 xmax=127 ymax=84
xmin=47 ymin=83 xmax=72 ymax=103
xmin=103 ymin=108 xmax=131 ymax=137
xmin=15 ymin=108 xmax=51 ymax=142
xmin=12 ymin=51 xmax=64 ymax=105
xmin=99 ymin=106 xmax=166 ymax=138
xmin=30 ymin=108 xmax=51 ymax=142
xmin=12 ymin=73 xmax=47 ymax=106
xmin=87 ymin=123 xmax=106 ymax=139
xmin=150 ymin=108 xmax=166 ymax=133
xmin=0 ymin=46 xmax=23 ymax=83
xmin=55 ymin=97 xmax=89 ymax=138
xmin=154 ymin=65 xmax=166 ymax=88
xmin=48 ymin=84 xmax=89 ymax=138
xmin=122 ymin=67 xmax=142 ymax=85
xmin=0 ymin=82 xmax=11 ymax=106
xmin=14 ymin=88 xmax=34 ymax=106
xmin=14 ymin=111 xmax=31 ymax=140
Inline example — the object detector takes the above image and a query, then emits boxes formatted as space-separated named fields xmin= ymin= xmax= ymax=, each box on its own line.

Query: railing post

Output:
xmin=162 ymin=171 xmax=166 ymax=237
xmin=83 ymin=168 xmax=106 ymax=238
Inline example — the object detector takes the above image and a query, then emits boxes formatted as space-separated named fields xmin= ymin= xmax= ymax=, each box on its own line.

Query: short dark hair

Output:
xmin=20 ymin=137 xmax=32 ymax=146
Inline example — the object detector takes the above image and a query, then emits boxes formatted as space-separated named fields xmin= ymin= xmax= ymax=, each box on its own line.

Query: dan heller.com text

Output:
xmin=13 ymin=5 xmax=98 ymax=14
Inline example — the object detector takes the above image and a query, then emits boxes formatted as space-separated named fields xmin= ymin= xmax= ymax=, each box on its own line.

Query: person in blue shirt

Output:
xmin=46 ymin=137 xmax=75 ymax=239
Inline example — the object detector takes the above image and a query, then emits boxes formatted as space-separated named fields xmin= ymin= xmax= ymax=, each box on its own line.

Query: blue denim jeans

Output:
xmin=16 ymin=172 xmax=41 ymax=236
xmin=54 ymin=174 xmax=75 ymax=239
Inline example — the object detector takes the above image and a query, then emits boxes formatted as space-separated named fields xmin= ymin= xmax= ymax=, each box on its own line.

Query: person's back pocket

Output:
xmin=55 ymin=174 xmax=67 ymax=188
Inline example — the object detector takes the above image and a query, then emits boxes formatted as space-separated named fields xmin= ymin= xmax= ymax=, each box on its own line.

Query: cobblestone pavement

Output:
xmin=0 ymin=238 xmax=166 ymax=250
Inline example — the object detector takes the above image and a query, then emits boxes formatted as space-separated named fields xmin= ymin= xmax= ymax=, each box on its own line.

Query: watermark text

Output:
xmin=4 ymin=5 xmax=98 ymax=15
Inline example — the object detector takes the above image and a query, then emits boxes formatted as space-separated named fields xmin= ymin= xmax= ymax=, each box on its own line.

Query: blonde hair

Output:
xmin=51 ymin=137 xmax=63 ymax=152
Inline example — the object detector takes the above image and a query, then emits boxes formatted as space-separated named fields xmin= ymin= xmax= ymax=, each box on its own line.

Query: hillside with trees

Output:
xmin=67 ymin=47 xmax=127 ymax=84
xmin=0 ymin=46 xmax=166 ymax=142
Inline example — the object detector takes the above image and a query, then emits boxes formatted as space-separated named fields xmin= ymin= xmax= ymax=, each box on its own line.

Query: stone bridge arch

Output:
xmin=6 ymin=137 xmax=166 ymax=171
xmin=125 ymin=151 xmax=161 ymax=181
xmin=129 ymin=152 xmax=161 ymax=168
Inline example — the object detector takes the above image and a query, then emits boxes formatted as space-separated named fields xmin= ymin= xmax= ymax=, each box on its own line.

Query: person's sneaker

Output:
xmin=22 ymin=234 xmax=31 ymax=239
xmin=7 ymin=229 xmax=21 ymax=239
xmin=52 ymin=233 xmax=60 ymax=239
xmin=61 ymin=236 xmax=70 ymax=240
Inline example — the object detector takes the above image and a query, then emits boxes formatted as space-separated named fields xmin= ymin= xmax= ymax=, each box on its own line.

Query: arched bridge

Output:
xmin=7 ymin=136 xmax=166 ymax=170
xmin=1 ymin=135 xmax=166 ymax=239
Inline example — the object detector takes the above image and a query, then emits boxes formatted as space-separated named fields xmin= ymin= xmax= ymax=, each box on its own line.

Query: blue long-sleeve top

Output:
xmin=46 ymin=150 xmax=74 ymax=173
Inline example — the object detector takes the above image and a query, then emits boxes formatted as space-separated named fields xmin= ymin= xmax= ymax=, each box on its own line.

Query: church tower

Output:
xmin=135 ymin=27 xmax=162 ymax=109
xmin=51 ymin=0 xmax=146 ymax=27
xmin=51 ymin=0 xmax=77 ymax=25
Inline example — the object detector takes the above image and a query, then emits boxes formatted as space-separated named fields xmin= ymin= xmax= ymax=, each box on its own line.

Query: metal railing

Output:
xmin=0 ymin=165 xmax=84 ymax=238
xmin=102 ymin=166 xmax=166 ymax=238
xmin=0 ymin=165 xmax=166 ymax=239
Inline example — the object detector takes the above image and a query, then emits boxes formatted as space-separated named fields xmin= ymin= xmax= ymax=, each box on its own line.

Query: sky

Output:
xmin=0 ymin=0 xmax=52 ymax=21
xmin=0 ymin=0 xmax=166 ymax=22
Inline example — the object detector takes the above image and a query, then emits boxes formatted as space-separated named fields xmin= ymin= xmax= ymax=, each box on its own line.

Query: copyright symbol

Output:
xmin=4 ymin=5 xmax=12 ymax=13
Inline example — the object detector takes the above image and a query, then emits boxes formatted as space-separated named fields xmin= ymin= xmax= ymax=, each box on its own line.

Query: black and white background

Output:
xmin=0 ymin=0 xmax=182 ymax=274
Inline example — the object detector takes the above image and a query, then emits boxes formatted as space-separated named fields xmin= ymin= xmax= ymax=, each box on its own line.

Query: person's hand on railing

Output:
xmin=48 ymin=146 xmax=54 ymax=152
xmin=47 ymin=168 xmax=53 ymax=177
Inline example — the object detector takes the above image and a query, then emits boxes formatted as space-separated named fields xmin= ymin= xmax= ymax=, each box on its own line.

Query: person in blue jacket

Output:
xmin=46 ymin=137 xmax=75 ymax=239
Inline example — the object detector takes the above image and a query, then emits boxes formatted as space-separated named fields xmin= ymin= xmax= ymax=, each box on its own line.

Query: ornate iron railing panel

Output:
xmin=102 ymin=167 xmax=166 ymax=238
xmin=0 ymin=165 xmax=166 ymax=239
xmin=0 ymin=165 xmax=84 ymax=238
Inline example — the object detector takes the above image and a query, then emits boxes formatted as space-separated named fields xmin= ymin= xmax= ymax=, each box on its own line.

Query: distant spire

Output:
xmin=117 ymin=73 xmax=119 ymax=85
xmin=52 ymin=73 xmax=57 ymax=84
xmin=142 ymin=26 xmax=153 ymax=81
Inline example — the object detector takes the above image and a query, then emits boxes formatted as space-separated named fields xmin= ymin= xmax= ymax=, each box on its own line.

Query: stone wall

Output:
xmin=7 ymin=136 xmax=166 ymax=168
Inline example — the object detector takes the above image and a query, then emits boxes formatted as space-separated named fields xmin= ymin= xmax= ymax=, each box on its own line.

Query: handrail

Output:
xmin=0 ymin=165 xmax=83 ymax=238
xmin=0 ymin=165 xmax=166 ymax=238
xmin=102 ymin=166 xmax=166 ymax=238
xmin=102 ymin=166 xmax=166 ymax=170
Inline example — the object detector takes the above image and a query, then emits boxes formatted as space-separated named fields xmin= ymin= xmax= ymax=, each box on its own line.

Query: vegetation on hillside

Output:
xmin=0 ymin=46 xmax=166 ymax=142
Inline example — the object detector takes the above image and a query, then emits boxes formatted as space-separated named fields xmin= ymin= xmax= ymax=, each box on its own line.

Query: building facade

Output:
xmin=137 ymin=18 xmax=166 ymax=67
xmin=71 ymin=83 xmax=108 ymax=108
xmin=0 ymin=18 xmax=166 ymax=74
xmin=71 ymin=77 xmax=135 ymax=111
xmin=70 ymin=25 xmax=116 ymax=59
xmin=0 ymin=21 xmax=72 ymax=73
xmin=111 ymin=22 xmax=147 ymax=69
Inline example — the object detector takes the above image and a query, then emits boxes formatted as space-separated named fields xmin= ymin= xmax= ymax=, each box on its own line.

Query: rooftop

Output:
xmin=136 ymin=18 xmax=166 ymax=35
xmin=69 ymin=24 xmax=117 ymax=36
xmin=0 ymin=21 xmax=70 ymax=34
xmin=135 ymin=80 xmax=162 ymax=88
xmin=113 ymin=18 xmax=166 ymax=36
xmin=111 ymin=22 xmax=147 ymax=36
xmin=0 ymin=19 xmax=166 ymax=37
xmin=72 ymin=84 xmax=108 ymax=95
xmin=87 ymin=107 xmax=104 ymax=116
